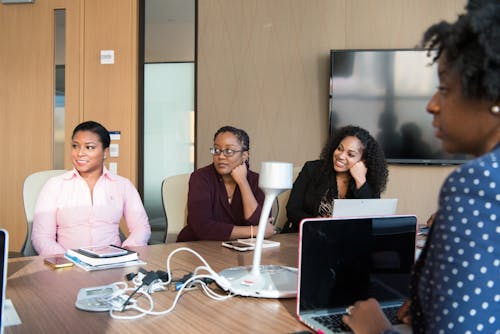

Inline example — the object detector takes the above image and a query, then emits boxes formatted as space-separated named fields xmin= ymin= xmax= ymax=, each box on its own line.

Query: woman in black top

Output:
xmin=284 ymin=125 xmax=388 ymax=232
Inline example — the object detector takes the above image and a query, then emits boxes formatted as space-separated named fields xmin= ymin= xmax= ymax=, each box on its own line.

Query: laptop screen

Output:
xmin=332 ymin=198 xmax=398 ymax=217
xmin=298 ymin=216 xmax=416 ymax=313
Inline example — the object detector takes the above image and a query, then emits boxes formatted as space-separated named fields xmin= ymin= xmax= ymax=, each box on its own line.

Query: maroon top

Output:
xmin=176 ymin=164 xmax=265 ymax=242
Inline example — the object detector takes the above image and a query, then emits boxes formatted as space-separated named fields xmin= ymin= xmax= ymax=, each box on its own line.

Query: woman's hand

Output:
xmin=426 ymin=212 xmax=436 ymax=227
xmin=231 ymin=162 xmax=248 ymax=185
xmin=264 ymin=222 xmax=276 ymax=238
xmin=397 ymin=299 xmax=412 ymax=325
xmin=349 ymin=161 xmax=367 ymax=188
xmin=342 ymin=298 xmax=392 ymax=334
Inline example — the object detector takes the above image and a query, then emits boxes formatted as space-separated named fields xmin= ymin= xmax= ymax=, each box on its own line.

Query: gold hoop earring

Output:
xmin=491 ymin=105 xmax=500 ymax=115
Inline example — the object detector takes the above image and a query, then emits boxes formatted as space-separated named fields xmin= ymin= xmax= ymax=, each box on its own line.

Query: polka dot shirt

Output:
xmin=409 ymin=145 xmax=500 ymax=334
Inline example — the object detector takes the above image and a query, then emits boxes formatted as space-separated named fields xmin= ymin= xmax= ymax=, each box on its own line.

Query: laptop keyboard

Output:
xmin=313 ymin=313 xmax=351 ymax=332
xmin=312 ymin=306 xmax=401 ymax=332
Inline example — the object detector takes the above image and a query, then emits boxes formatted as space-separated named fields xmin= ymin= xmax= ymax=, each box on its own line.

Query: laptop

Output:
xmin=0 ymin=229 xmax=8 ymax=334
xmin=297 ymin=215 xmax=416 ymax=333
xmin=332 ymin=198 xmax=398 ymax=217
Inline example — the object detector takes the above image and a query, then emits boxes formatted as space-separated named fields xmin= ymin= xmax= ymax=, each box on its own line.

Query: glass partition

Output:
xmin=143 ymin=63 xmax=194 ymax=242
xmin=54 ymin=9 xmax=65 ymax=169
xmin=142 ymin=0 xmax=195 ymax=243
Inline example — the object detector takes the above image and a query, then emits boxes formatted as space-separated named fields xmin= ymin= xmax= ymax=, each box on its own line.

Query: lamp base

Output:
xmin=218 ymin=265 xmax=297 ymax=298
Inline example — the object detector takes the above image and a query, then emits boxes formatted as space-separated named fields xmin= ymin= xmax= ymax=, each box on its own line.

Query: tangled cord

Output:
xmin=107 ymin=247 xmax=234 ymax=320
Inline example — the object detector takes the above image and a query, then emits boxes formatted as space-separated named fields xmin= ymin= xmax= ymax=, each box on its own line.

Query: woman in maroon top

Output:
xmin=177 ymin=126 xmax=276 ymax=241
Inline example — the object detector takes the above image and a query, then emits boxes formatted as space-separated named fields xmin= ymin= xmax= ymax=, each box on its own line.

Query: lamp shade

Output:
xmin=258 ymin=162 xmax=293 ymax=190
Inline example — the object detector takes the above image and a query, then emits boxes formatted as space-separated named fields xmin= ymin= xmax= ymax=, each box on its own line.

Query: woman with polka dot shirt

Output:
xmin=342 ymin=0 xmax=500 ymax=333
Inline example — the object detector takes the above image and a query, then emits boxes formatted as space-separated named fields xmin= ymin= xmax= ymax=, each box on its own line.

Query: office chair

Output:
xmin=274 ymin=166 xmax=301 ymax=232
xmin=161 ymin=173 xmax=191 ymax=243
xmin=22 ymin=169 xmax=66 ymax=256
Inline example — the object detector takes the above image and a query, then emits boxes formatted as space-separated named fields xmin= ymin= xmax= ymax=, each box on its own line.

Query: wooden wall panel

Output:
xmin=384 ymin=165 xmax=456 ymax=220
xmin=346 ymin=0 xmax=465 ymax=49
xmin=197 ymin=0 xmax=467 ymax=224
xmin=197 ymin=0 xmax=346 ymax=167
xmin=0 ymin=0 xmax=137 ymax=252
xmin=82 ymin=0 xmax=138 ymax=185
xmin=0 ymin=1 xmax=72 ymax=252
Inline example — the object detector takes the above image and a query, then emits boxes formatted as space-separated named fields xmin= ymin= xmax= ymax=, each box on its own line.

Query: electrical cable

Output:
xmin=101 ymin=247 xmax=234 ymax=320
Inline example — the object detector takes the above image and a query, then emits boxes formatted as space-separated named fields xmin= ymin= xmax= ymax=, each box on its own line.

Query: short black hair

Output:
xmin=422 ymin=0 xmax=500 ymax=102
xmin=213 ymin=125 xmax=250 ymax=151
xmin=72 ymin=121 xmax=110 ymax=149
xmin=320 ymin=125 xmax=388 ymax=196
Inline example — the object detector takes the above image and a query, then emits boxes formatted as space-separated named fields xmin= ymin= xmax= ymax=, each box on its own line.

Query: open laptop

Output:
xmin=297 ymin=215 xmax=416 ymax=334
xmin=0 ymin=229 xmax=8 ymax=334
xmin=332 ymin=198 xmax=398 ymax=217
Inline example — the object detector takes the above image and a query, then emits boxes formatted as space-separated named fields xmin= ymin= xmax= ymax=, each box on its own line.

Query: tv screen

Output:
xmin=329 ymin=49 xmax=472 ymax=165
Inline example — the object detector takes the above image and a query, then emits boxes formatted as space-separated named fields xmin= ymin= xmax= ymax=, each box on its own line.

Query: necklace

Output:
xmin=225 ymin=183 xmax=236 ymax=204
xmin=336 ymin=175 xmax=349 ymax=199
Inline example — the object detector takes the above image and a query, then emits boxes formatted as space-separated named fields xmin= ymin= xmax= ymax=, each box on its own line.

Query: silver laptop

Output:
xmin=0 ymin=229 xmax=8 ymax=334
xmin=332 ymin=198 xmax=398 ymax=217
xmin=297 ymin=216 xmax=416 ymax=333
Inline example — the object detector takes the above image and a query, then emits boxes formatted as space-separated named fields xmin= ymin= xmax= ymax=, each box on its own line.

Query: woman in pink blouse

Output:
xmin=32 ymin=121 xmax=151 ymax=256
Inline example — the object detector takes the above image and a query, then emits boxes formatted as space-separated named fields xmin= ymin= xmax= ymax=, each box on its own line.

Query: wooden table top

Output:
xmin=5 ymin=233 xmax=310 ymax=333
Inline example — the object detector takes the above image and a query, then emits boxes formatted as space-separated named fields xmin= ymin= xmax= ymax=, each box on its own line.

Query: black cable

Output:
xmin=121 ymin=271 xmax=159 ymax=311
xmin=121 ymin=283 xmax=144 ymax=312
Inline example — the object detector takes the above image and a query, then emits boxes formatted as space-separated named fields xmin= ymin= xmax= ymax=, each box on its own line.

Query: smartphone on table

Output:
xmin=44 ymin=256 xmax=74 ymax=269
xmin=221 ymin=241 xmax=255 ymax=252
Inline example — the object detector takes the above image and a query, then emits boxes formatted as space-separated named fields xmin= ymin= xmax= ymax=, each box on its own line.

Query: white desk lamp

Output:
xmin=219 ymin=161 xmax=297 ymax=298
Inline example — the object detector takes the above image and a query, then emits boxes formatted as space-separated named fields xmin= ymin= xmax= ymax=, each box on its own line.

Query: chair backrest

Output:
xmin=161 ymin=173 xmax=191 ymax=243
xmin=274 ymin=166 xmax=302 ymax=231
xmin=22 ymin=169 xmax=66 ymax=256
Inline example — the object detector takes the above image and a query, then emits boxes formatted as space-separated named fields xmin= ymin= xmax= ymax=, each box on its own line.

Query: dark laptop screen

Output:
xmin=0 ymin=229 xmax=7 ymax=330
xmin=299 ymin=216 xmax=416 ymax=312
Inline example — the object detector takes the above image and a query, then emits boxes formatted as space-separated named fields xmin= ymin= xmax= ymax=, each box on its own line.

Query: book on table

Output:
xmin=65 ymin=245 xmax=138 ymax=267
xmin=64 ymin=257 xmax=145 ymax=272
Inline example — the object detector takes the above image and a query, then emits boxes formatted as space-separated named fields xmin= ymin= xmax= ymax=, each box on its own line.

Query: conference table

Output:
xmin=5 ymin=233 xmax=310 ymax=333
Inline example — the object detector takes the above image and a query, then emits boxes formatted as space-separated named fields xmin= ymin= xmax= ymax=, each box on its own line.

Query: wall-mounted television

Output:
xmin=329 ymin=49 xmax=472 ymax=165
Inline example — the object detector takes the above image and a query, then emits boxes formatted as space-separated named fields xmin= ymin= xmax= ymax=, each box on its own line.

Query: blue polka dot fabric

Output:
xmin=410 ymin=145 xmax=500 ymax=333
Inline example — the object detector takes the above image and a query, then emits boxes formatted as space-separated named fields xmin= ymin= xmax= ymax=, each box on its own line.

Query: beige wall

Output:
xmin=197 ymin=0 xmax=466 ymax=224
xmin=81 ymin=0 xmax=139 ymax=186
xmin=0 ymin=0 xmax=79 ymax=252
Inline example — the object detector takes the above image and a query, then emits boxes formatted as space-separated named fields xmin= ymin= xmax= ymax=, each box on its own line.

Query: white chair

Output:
xmin=161 ymin=173 xmax=191 ymax=243
xmin=22 ymin=169 xmax=66 ymax=256
xmin=274 ymin=166 xmax=301 ymax=231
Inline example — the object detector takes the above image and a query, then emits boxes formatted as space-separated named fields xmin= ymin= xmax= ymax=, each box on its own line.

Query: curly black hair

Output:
xmin=318 ymin=125 xmax=388 ymax=196
xmin=422 ymin=0 xmax=500 ymax=102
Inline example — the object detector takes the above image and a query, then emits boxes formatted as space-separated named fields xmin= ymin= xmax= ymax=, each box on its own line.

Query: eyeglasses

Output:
xmin=210 ymin=147 xmax=243 ymax=157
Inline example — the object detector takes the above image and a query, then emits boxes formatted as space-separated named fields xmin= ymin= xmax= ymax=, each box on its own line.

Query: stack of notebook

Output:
xmin=65 ymin=245 xmax=144 ymax=271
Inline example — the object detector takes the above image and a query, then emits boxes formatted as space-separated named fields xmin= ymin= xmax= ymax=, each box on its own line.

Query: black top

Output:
xmin=284 ymin=160 xmax=377 ymax=233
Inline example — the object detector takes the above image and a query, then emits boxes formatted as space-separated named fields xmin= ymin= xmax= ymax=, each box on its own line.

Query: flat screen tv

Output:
xmin=329 ymin=49 xmax=472 ymax=165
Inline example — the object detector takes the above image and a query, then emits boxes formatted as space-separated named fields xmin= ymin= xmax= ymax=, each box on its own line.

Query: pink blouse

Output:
xmin=32 ymin=168 xmax=151 ymax=256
